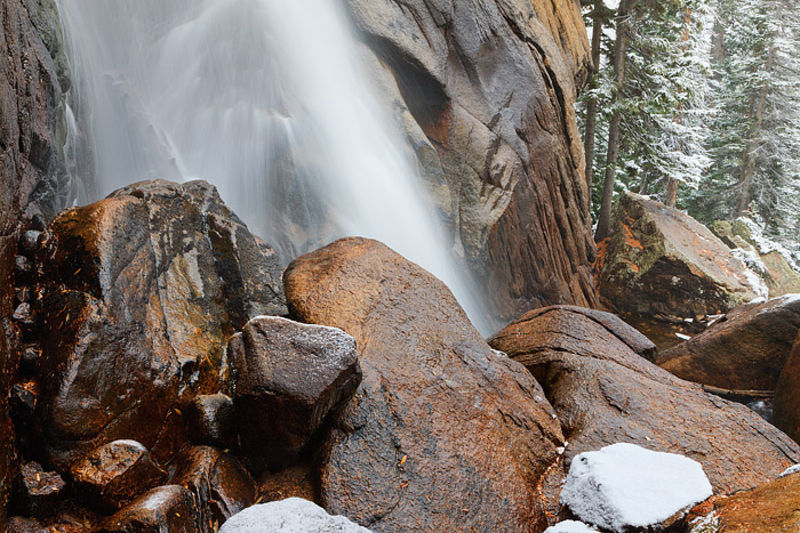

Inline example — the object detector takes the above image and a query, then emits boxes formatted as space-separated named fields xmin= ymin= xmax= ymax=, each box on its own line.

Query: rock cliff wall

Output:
xmin=346 ymin=0 xmax=598 ymax=323
xmin=0 ymin=0 xmax=69 ymax=526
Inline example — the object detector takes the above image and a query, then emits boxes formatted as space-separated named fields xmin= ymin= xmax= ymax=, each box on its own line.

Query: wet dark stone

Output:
xmin=228 ymin=316 xmax=362 ymax=470
xmin=170 ymin=446 xmax=256 ymax=532
xmin=70 ymin=440 xmax=167 ymax=513
xmin=20 ymin=231 xmax=42 ymax=256
xmin=15 ymin=461 xmax=65 ymax=516
xmin=97 ymin=485 xmax=200 ymax=533
xmin=186 ymin=394 xmax=236 ymax=450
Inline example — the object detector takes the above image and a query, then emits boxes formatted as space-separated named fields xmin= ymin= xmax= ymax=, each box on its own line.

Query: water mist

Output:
xmin=55 ymin=0 xmax=490 ymax=333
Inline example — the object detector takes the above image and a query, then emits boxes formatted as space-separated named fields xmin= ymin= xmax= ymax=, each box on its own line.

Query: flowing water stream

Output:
xmin=55 ymin=0 xmax=490 ymax=332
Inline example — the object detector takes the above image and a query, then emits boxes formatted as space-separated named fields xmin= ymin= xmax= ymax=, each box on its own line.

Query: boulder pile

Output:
xmin=4 ymin=181 xmax=800 ymax=532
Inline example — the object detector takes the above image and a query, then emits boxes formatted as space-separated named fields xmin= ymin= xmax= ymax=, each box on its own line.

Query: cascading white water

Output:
xmin=55 ymin=0 xmax=490 ymax=332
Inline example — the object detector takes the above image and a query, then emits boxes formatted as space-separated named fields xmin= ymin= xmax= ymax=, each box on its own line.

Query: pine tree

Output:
xmin=587 ymin=0 xmax=713 ymax=239
xmin=690 ymin=0 xmax=800 ymax=239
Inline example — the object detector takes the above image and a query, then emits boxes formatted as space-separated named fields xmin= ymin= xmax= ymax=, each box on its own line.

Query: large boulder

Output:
xmin=347 ymin=0 xmax=598 ymax=323
xmin=489 ymin=305 xmax=800 ymax=495
xmin=36 ymin=180 xmax=286 ymax=468
xmin=761 ymin=251 xmax=800 ymax=297
xmin=219 ymin=498 xmax=372 ymax=533
xmin=774 ymin=332 xmax=800 ymax=443
xmin=657 ymin=295 xmax=800 ymax=391
xmin=595 ymin=192 xmax=761 ymax=349
xmin=284 ymin=238 xmax=565 ymax=532
xmin=228 ymin=316 xmax=362 ymax=470
xmin=703 ymin=471 xmax=800 ymax=532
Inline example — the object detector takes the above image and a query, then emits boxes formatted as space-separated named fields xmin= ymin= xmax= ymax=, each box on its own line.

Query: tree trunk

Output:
xmin=665 ymin=178 xmax=679 ymax=207
xmin=735 ymin=46 xmax=774 ymax=217
xmin=595 ymin=0 xmax=635 ymax=243
xmin=583 ymin=0 xmax=604 ymax=199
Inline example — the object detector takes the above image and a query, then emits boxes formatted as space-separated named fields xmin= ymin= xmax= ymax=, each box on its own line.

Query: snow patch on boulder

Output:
xmin=544 ymin=520 xmax=599 ymax=533
xmin=560 ymin=443 xmax=713 ymax=532
xmin=780 ymin=464 xmax=800 ymax=478
xmin=218 ymin=498 xmax=372 ymax=533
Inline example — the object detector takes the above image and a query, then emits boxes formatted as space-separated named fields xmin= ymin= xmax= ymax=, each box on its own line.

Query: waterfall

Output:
xmin=55 ymin=0 xmax=490 ymax=333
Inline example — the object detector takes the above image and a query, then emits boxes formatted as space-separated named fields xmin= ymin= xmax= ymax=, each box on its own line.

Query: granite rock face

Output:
xmin=36 ymin=180 xmax=286 ymax=468
xmin=347 ymin=0 xmax=598 ymax=323
xmin=284 ymin=237 xmax=565 ymax=532
xmin=0 ymin=1 xmax=70 ymax=527
xmin=489 ymin=305 xmax=800 ymax=495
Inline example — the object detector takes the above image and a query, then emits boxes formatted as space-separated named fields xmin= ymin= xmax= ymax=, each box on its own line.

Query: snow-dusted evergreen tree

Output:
xmin=582 ymin=0 xmax=714 ymax=230
xmin=625 ymin=0 xmax=713 ymax=204
xmin=690 ymin=0 xmax=800 ymax=239
xmin=581 ymin=0 xmax=800 ymax=247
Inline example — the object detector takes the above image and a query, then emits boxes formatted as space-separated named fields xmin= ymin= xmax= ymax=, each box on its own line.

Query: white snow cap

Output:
xmin=219 ymin=498 xmax=372 ymax=533
xmin=544 ymin=520 xmax=599 ymax=533
xmin=560 ymin=443 xmax=713 ymax=532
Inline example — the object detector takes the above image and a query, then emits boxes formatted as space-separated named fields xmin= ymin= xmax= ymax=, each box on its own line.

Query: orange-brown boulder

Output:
xmin=36 ymin=180 xmax=286 ymax=468
xmin=70 ymin=440 xmax=167 ymax=513
xmin=708 ymin=472 xmax=800 ymax=532
xmin=258 ymin=464 xmax=316 ymax=504
xmin=489 ymin=305 xmax=800 ymax=495
xmin=657 ymin=295 xmax=800 ymax=391
xmin=775 ymin=333 xmax=800 ymax=443
xmin=284 ymin=238 xmax=565 ymax=532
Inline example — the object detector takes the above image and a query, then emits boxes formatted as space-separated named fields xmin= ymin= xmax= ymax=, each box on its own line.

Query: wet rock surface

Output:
xmin=709 ymin=471 xmax=800 ymax=532
xmin=170 ymin=446 xmax=256 ymax=532
xmin=657 ymin=295 xmax=800 ymax=391
xmin=15 ymin=462 xmax=65 ymax=516
xmin=228 ymin=316 xmax=361 ymax=470
xmin=96 ymin=485 xmax=199 ymax=533
xmin=258 ymin=464 xmax=316 ymax=504
xmin=489 ymin=305 xmax=800 ymax=495
xmin=70 ymin=440 xmax=167 ymax=513
xmin=774 ymin=333 xmax=800 ymax=443
xmin=284 ymin=237 xmax=565 ymax=532
xmin=36 ymin=180 xmax=286 ymax=467
xmin=595 ymin=192 xmax=760 ymax=349
xmin=2 ymin=2 xmax=71 ymax=522
xmin=347 ymin=0 xmax=597 ymax=323
xmin=185 ymin=394 xmax=236 ymax=451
